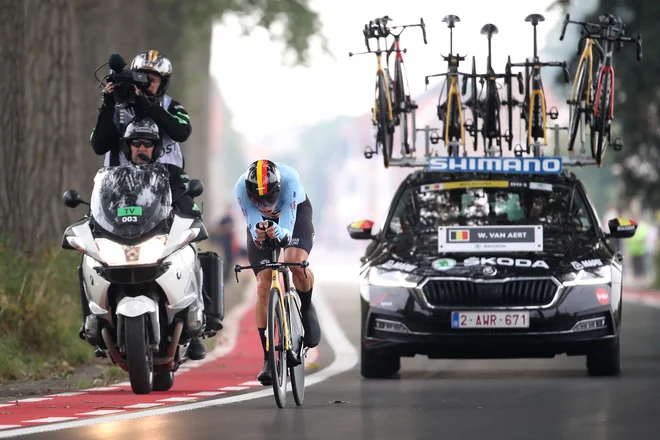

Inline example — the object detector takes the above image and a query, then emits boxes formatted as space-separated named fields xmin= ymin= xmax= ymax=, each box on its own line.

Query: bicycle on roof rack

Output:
xmin=560 ymin=13 xmax=642 ymax=167
xmin=507 ymin=14 xmax=570 ymax=158
xmin=349 ymin=15 xmax=427 ymax=169
xmin=423 ymin=15 xmax=470 ymax=158
xmin=461 ymin=23 xmax=522 ymax=157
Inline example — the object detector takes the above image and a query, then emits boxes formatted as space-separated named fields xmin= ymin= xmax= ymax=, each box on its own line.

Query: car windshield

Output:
xmin=90 ymin=163 xmax=173 ymax=239
xmin=386 ymin=179 xmax=596 ymax=250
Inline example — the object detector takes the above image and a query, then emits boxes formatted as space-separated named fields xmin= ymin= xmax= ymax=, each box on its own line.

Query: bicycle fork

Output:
xmin=265 ymin=269 xmax=290 ymax=353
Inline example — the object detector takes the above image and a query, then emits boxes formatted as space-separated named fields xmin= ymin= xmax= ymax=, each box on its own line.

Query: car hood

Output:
xmin=370 ymin=236 xmax=613 ymax=280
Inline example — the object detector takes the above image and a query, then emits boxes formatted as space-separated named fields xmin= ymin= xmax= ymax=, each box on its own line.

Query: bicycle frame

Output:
xmin=593 ymin=39 xmax=615 ymax=120
xmin=570 ymin=38 xmax=597 ymax=108
xmin=425 ymin=15 xmax=466 ymax=151
xmin=266 ymin=256 xmax=291 ymax=352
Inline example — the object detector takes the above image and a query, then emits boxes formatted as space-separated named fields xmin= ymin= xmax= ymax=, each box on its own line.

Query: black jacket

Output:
xmin=90 ymin=93 xmax=192 ymax=165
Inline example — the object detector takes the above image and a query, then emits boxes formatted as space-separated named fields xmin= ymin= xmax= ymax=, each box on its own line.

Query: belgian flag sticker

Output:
xmin=449 ymin=230 xmax=470 ymax=241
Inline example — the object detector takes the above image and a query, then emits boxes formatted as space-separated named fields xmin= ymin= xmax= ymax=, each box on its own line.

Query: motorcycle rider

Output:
xmin=80 ymin=118 xmax=216 ymax=361
xmin=235 ymin=160 xmax=322 ymax=385
xmin=90 ymin=49 xmax=190 ymax=168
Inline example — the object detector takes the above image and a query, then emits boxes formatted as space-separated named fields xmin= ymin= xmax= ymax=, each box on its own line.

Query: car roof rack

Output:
xmin=385 ymin=122 xmax=598 ymax=169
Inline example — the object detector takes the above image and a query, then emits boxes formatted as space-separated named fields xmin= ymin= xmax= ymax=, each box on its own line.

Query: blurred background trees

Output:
xmin=0 ymin=0 xmax=323 ymax=254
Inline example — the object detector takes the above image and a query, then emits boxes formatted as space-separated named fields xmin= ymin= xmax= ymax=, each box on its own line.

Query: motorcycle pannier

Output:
xmin=199 ymin=251 xmax=224 ymax=321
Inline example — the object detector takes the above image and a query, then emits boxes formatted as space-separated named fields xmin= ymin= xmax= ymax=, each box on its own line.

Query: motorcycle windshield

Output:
xmin=90 ymin=164 xmax=172 ymax=238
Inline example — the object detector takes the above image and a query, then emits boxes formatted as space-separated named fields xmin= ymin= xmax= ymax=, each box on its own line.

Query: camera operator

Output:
xmin=90 ymin=50 xmax=191 ymax=170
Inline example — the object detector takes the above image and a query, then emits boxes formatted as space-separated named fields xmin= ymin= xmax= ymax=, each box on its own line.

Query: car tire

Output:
xmin=360 ymin=339 xmax=401 ymax=378
xmin=586 ymin=336 xmax=621 ymax=377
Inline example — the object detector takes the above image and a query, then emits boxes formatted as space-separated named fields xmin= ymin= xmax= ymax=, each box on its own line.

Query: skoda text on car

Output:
xmin=348 ymin=157 xmax=637 ymax=378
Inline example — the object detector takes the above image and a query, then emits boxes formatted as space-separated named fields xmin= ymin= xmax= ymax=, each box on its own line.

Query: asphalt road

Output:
xmin=15 ymin=278 xmax=660 ymax=440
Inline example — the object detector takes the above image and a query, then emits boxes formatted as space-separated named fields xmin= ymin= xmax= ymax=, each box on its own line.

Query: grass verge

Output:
xmin=0 ymin=245 xmax=92 ymax=380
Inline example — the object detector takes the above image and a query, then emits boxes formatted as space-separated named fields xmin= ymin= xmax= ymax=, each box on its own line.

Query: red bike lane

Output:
xmin=0 ymin=303 xmax=321 ymax=430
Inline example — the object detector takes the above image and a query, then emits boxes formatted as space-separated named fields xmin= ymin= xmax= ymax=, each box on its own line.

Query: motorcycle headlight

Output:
xmin=95 ymin=235 xmax=168 ymax=266
xmin=368 ymin=268 xmax=422 ymax=288
xmin=562 ymin=265 xmax=611 ymax=286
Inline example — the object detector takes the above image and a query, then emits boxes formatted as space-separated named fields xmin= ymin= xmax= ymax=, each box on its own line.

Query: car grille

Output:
xmin=421 ymin=278 xmax=559 ymax=308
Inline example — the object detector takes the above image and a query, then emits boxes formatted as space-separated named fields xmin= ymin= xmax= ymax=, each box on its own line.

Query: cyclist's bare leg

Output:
xmin=284 ymin=247 xmax=314 ymax=292
xmin=254 ymin=269 xmax=271 ymax=328
xmin=283 ymin=247 xmax=321 ymax=347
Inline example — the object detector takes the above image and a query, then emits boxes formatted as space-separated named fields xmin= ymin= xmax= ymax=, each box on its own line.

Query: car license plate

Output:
xmin=451 ymin=311 xmax=530 ymax=328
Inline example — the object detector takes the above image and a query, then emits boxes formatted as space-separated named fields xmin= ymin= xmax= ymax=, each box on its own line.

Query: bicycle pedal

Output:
xmin=364 ymin=146 xmax=374 ymax=159
xmin=612 ymin=138 xmax=623 ymax=151
xmin=429 ymin=132 xmax=440 ymax=145
xmin=548 ymin=107 xmax=559 ymax=120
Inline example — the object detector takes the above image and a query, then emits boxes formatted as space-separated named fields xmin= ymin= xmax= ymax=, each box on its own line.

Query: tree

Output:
xmin=550 ymin=0 xmax=660 ymax=210
xmin=0 ymin=0 xmax=323 ymax=255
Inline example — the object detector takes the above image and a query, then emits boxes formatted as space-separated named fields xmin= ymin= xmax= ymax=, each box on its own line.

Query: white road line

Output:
xmin=188 ymin=392 xmax=225 ymax=397
xmin=22 ymin=417 xmax=77 ymax=424
xmin=156 ymin=397 xmax=198 ymax=402
xmin=75 ymin=410 xmax=125 ymax=416
xmin=0 ymin=404 xmax=16 ymax=408
xmin=0 ymin=282 xmax=358 ymax=438
xmin=238 ymin=381 xmax=262 ymax=386
xmin=217 ymin=386 xmax=249 ymax=391
xmin=45 ymin=392 xmax=86 ymax=397
xmin=123 ymin=403 xmax=164 ymax=409
xmin=81 ymin=387 xmax=120 ymax=392
xmin=0 ymin=427 xmax=21 ymax=431
xmin=15 ymin=398 xmax=52 ymax=403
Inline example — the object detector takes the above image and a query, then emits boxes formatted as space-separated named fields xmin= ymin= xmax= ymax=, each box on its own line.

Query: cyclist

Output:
xmin=234 ymin=160 xmax=321 ymax=385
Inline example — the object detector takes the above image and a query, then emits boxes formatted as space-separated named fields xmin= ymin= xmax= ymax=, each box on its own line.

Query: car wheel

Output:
xmin=360 ymin=339 xmax=401 ymax=378
xmin=586 ymin=336 xmax=621 ymax=377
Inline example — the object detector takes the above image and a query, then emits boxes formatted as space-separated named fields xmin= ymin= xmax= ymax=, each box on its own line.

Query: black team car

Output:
xmin=348 ymin=163 xmax=638 ymax=378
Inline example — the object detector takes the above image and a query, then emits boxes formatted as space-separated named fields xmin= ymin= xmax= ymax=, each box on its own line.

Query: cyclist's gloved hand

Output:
xmin=269 ymin=223 xmax=290 ymax=242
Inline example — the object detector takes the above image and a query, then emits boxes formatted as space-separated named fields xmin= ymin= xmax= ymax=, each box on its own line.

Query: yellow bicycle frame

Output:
xmin=444 ymin=73 xmax=465 ymax=145
xmin=527 ymin=66 xmax=548 ymax=146
xmin=265 ymin=268 xmax=290 ymax=352
xmin=570 ymin=38 xmax=595 ymax=108
xmin=372 ymin=53 xmax=394 ymax=125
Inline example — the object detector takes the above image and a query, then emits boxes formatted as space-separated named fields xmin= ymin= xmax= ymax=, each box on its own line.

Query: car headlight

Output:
xmin=562 ymin=265 xmax=611 ymax=286
xmin=368 ymin=268 xmax=422 ymax=288
xmin=95 ymin=235 xmax=168 ymax=266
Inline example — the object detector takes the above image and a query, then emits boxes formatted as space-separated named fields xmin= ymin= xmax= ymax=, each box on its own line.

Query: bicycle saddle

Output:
xmin=480 ymin=24 xmax=498 ymax=38
xmin=598 ymin=13 xmax=621 ymax=25
xmin=525 ymin=14 xmax=545 ymax=26
xmin=442 ymin=15 xmax=460 ymax=28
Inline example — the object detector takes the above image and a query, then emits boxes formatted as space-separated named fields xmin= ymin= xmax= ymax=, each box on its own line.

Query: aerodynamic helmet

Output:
xmin=245 ymin=160 xmax=281 ymax=208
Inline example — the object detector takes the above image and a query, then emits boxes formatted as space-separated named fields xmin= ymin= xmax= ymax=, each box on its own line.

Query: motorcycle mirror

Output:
xmin=63 ymin=189 xmax=89 ymax=208
xmin=185 ymin=179 xmax=204 ymax=198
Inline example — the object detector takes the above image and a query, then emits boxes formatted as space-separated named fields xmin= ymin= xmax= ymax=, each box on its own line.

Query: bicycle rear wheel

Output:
xmin=567 ymin=66 xmax=589 ymax=152
xmin=288 ymin=294 xmax=305 ymax=406
xmin=594 ymin=71 xmax=611 ymax=167
xmin=377 ymin=71 xmax=394 ymax=168
xmin=394 ymin=59 xmax=410 ymax=155
xmin=268 ymin=287 xmax=287 ymax=408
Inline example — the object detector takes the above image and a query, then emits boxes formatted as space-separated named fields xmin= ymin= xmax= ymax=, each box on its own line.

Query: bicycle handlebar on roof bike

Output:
xmin=560 ymin=13 xmax=642 ymax=61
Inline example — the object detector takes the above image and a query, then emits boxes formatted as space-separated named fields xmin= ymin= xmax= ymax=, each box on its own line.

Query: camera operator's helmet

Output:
xmin=245 ymin=160 xmax=281 ymax=208
xmin=121 ymin=118 xmax=164 ymax=163
xmin=130 ymin=50 xmax=172 ymax=98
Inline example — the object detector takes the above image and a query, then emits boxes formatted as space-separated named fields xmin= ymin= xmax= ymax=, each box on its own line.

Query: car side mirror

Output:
xmin=62 ymin=190 xmax=89 ymax=208
xmin=185 ymin=179 xmax=204 ymax=198
xmin=606 ymin=217 xmax=637 ymax=239
xmin=347 ymin=219 xmax=376 ymax=240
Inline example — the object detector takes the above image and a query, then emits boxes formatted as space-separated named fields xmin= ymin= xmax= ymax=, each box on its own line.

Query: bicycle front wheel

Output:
xmin=568 ymin=66 xmax=589 ymax=152
xmin=268 ymin=287 xmax=287 ymax=408
xmin=288 ymin=295 xmax=305 ymax=406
